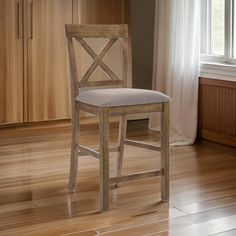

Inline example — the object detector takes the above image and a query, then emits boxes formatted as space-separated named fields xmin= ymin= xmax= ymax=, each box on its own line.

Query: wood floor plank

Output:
xmin=145 ymin=215 xmax=236 ymax=236
xmin=176 ymin=194 xmax=236 ymax=214
xmin=61 ymin=230 xmax=98 ymax=236
xmin=145 ymin=224 xmax=207 ymax=236
xmin=0 ymin=120 xmax=236 ymax=236
xmin=97 ymin=216 xmax=192 ymax=236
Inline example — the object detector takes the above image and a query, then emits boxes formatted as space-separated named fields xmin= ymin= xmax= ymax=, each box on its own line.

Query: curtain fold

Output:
xmin=149 ymin=0 xmax=201 ymax=146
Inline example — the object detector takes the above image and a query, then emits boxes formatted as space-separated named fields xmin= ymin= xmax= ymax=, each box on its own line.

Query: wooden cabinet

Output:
xmin=0 ymin=0 xmax=72 ymax=124
xmin=0 ymin=0 xmax=24 ymax=124
xmin=27 ymin=0 xmax=73 ymax=121
xmin=0 ymin=0 xmax=130 ymax=125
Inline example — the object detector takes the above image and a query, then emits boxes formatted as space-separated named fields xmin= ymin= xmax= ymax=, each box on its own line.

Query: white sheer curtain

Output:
xmin=149 ymin=0 xmax=201 ymax=146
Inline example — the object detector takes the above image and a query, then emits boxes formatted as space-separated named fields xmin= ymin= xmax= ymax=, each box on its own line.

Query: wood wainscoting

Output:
xmin=198 ymin=77 xmax=236 ymax=147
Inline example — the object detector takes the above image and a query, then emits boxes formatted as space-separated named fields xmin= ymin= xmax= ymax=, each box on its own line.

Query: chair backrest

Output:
xmin=65 ymin=24 xmax=128 ymax=100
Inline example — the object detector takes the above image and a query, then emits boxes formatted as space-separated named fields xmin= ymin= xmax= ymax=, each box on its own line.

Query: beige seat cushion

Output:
xmin=76 ymin=88 xmax=171 ymax=107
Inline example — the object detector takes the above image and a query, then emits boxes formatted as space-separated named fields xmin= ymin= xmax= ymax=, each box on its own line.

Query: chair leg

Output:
xmin=161 ymin=102 xmax=170 ymax=202
xmin=116 ymin=115 xmax=127 ymax=186
xmin=99 ymin=109 xmax=110 ymax=212
xmin=69 ymin=104 xmax=80 ymax=193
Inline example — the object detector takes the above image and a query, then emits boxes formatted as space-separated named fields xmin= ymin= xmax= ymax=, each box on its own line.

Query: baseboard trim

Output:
xmin=200 ymin=129 xmax=236 ymax=148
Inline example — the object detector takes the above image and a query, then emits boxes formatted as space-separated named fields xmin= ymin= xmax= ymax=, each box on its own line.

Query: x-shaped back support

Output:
xmin=76 ymin=38 xmax=120 ymax=82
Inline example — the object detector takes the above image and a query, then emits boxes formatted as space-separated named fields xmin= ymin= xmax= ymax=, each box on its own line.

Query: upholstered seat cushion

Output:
xmin=76 ymin=88 xmax=171 ymax=107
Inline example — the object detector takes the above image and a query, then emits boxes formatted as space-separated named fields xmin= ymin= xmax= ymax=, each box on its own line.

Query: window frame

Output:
xmin=201 ymin=0 xmax=236 ymax=64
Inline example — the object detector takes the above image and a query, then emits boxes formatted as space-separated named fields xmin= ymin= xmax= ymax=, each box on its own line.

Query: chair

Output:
xmin=65 ymin=24 xmax=170 ymax=212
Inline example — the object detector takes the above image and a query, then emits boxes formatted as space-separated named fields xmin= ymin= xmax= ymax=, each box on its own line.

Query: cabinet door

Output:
xmin=27 ymin=0 xmax=72 ymax=121
xmin=77 ymin=0 xmax=127 ymax=24
xmin=0 ymin=0 xmax=24 ymax=124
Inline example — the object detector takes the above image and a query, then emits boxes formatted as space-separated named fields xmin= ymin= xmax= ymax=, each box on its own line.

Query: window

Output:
xmin=201 ymin=0 xmax=236 ymax=64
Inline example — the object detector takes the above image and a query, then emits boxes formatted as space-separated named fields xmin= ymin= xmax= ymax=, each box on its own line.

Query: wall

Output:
xmin=130 ymin=0 xmax=156 ymax=89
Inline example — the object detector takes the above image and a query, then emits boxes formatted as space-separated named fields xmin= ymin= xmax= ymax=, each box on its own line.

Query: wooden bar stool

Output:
xmin=65 ymin=24 xmax=170 ymax=212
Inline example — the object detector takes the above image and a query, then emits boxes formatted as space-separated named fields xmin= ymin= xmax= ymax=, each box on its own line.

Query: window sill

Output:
xmin=200 ymin=62 xmax=236 ymax=82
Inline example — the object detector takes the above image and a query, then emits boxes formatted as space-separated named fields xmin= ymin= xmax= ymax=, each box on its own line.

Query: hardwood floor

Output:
xmin=0 ymin=119 xmax=236 ymax=236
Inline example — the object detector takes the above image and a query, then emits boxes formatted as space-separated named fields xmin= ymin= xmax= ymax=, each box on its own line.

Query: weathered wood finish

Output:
xmin=198 ymin=77 xmax=236 ymax=147
xmin=66 ymin=24 xmax=128 ymax=90
xmin=77 ymin=38 xmax=121 ymax=82
xmin=161 ymin=102 xmax=169 ymax=202
xmin=0 ymin=0 xmax=24 ymax=124
xmin=116 ymin=115 xmax=127 ymax=178
xmin=109 ymin=170 xmax=163 ymax=184
xmin=66 ymin=24 xmax=128 ymax=39
xmin=99 ymin=108 xmax=110 ymax=211
xmin=78 ymin=102 xmax=163 ymax=116
xmin=78 ymin=144 xmax=99 ymax=159
xmin=124 ymin=139 xmax=161 ymax=151
xmin=66 ymin=24 xmax=170 ymax=211
xmin=1 ymin=121 xmax=236 ymax=235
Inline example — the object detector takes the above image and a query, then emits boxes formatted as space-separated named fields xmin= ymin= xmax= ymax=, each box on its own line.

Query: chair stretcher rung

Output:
xmin=108 ymin=146 xmax=120 ymax=152
xmin=78 ymin=145 xmax=120 ymax=159
xmin=78 ymin=145 xmax=99 ymax=159
xmin=109 ymin=170 xmax=163 ymax=184
xmin=124 ymin=139 xmax=161 ymax=151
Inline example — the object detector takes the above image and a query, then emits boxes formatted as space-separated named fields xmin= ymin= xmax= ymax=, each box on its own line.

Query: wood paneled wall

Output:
xmin=198 ymin=77 xmax=236 ymax=147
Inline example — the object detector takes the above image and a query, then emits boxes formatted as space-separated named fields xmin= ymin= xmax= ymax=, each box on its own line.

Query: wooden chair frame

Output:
xmin=65 ymin=24 xmax=169 ymax=212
